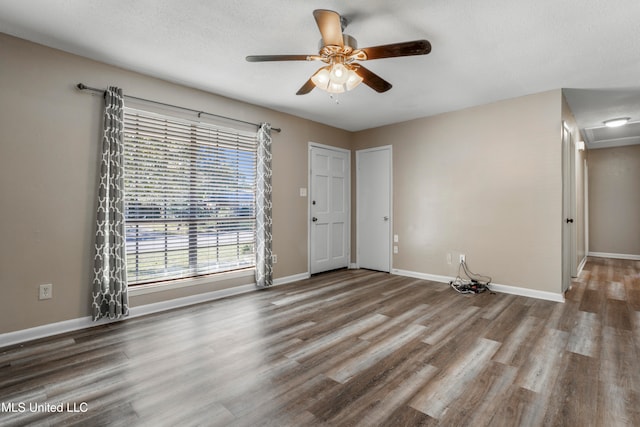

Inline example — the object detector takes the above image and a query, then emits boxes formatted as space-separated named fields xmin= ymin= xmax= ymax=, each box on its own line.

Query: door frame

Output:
xmin=307 ymin=142 xmax=351 ymax=275
xmin=584 ymin=157 xmax=589 ymax=255
xmin=562 ymin=122 xmax=577 ymax=292
xmin=356 ymin=145 xmax=393 ymax=272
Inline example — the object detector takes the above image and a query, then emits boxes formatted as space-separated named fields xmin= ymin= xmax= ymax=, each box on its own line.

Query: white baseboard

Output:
xmin=349 ymin=263 xmax=358 ymax=269
xmin=0 ymin=316 xmax=97 ymax=350
xmin=273 ymin=272 xmax=310 ymax=286
xmin=487 ymin=283 xmax=564 ymax=303
xmin=0 ymin=272 xmax=309 ymax=349
xmin=392 ymin=268 xmax=564 ymax=303
xmin=129 ymin=283 xmax=257 ymax=319
xmin=577 ymin=256 xmax=588 ymax=276
xmin=588 ymin=251 xmax=640 ymax=261
xmin=391 ymin=269 xmax=452 ymax=284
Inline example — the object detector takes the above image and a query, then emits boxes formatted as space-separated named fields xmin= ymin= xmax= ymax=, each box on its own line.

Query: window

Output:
xmin=123 ymin=108 xmax=257 ymax=285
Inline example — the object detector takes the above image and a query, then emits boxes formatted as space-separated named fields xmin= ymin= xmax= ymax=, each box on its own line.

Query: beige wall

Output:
xmin=588 ymin=145 xmax=640 ymax=255
xmin=0 ymin=33 xmax=351 ymax=334
xmin=353 ymin=90 xmax=564 ymax=293
xmin=0 ymin=32 xmax=572 ymax=336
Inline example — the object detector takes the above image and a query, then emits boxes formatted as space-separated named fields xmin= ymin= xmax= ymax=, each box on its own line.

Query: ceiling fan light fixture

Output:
xmin=603 ymin=117 xmax=630 ymax=127
xmin=345 ymin=69 xmax=363 ymax=91
xmin=311 ymin=63 xmax=362 ymax=94
xmin=311 ymin=67 xmax=340 ymax=93
xmin=328 ymin=82 xmax=347 ymax=94
xmin=329 ymin=62 xmax=349 ymax=84
xmin=311 ymin=66 xmax=331 ymax=86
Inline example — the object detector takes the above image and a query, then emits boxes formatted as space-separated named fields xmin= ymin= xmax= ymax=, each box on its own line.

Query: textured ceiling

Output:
xmin=1 ymin=0 xmax=639 ymax=135
xmin=563 ymin=88 xmax=640 ymax=149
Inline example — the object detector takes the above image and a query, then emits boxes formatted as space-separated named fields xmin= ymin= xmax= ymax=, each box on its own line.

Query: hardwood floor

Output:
xmin=1 ymin=257 xmax=638 ymax=426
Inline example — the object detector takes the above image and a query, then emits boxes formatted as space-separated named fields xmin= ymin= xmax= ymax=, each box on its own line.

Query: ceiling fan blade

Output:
xmin=313 ymin=9 xmax=344 ymax=47
xmin=296 ymin=79 xmax=315 ymax=95
xmin=355 ymin=65 xmax=392 ymax=93
xmin=246 ymin=55 xmax=310 ymax=62
xmin=360 ymin=40 xmax=431 ymax=60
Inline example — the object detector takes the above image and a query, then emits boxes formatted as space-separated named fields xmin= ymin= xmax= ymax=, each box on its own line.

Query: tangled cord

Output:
xmin=450 ymin=260 xmax=494 ymax=294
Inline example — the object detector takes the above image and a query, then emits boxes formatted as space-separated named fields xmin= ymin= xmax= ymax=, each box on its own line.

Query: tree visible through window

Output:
xmin=123 ymin=109 xmax=256 ymax=285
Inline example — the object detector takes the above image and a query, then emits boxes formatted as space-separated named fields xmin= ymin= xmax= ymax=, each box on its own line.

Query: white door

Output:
xmin=357 ymin=146 xmax=391 ymax=272
xmin=562 ymin=123 xmax=576 ymax=292
xmin=309 ymin=145 xmax=350 ymax=274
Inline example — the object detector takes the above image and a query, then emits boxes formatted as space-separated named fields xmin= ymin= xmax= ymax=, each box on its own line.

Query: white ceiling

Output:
xmin=1 ymin=0 xmax=640 ymax=135
xmin=563 ymin=88 xmax=640 ymax=149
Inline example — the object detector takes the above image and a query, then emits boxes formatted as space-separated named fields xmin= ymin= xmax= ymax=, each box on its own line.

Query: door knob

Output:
xmin=383 ymin=216 xmax=389 ymax=221
xmin=312 ymin=217 xmax=318 ymax=222
xmin=566 ymin=218 xmax=574 ymax=223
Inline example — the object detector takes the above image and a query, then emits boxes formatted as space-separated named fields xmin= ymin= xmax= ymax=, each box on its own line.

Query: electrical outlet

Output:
xmin=393 ymin=246 xmax=398 ymax=254
xmin=39 ymin=284 xmax=53 ymax=300
xmin=447 ymin=253 xmax=452 ymax=265
xmin=272 ymin=254 xmax=277 ymax=264
xmin=459 ymin=254 xmax=466 ymax=264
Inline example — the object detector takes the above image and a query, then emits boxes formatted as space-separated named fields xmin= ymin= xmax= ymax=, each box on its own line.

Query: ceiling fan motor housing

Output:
xmin=319 ymin=34 xmax=357 ymax=53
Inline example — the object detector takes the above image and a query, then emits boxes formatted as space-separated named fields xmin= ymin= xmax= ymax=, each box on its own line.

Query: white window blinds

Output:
xmin=123 ymin=108 xmax=257 ymax=285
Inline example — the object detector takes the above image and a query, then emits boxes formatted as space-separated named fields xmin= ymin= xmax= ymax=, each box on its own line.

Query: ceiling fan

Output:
xmin=246 ymin=9 xmax=431 ymax=95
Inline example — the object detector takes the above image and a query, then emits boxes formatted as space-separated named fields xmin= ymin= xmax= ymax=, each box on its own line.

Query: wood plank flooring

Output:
xmin=1 ymin=257 xmax=639 ymax=426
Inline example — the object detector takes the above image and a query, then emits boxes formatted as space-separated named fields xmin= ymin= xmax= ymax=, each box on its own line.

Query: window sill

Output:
xmin=128 ymin=268 xmax=256 ymax=296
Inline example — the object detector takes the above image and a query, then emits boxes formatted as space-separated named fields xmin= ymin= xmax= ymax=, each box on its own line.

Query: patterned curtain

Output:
xmin=92 ymin=87 xmax=129 ymax=320
xmin=255 ymin=123 xmax=273 ymax=288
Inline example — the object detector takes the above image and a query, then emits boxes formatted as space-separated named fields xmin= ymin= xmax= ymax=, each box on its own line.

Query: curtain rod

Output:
xmin=76 ymin=83 xmax=281 ymax=133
